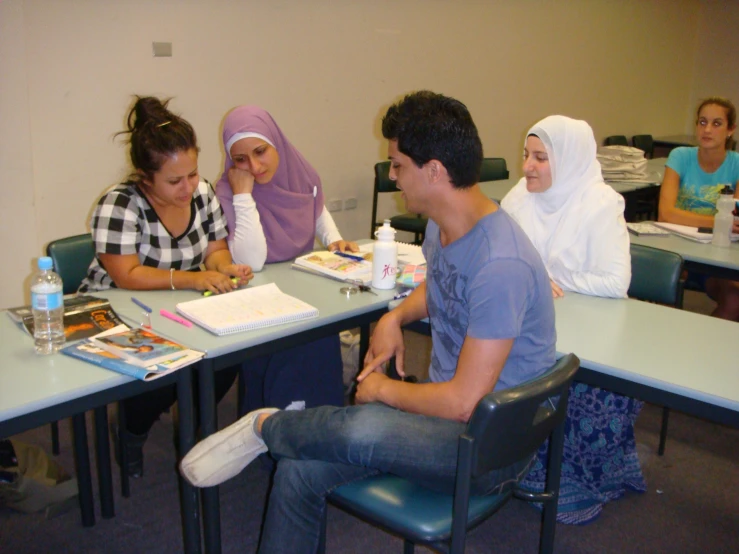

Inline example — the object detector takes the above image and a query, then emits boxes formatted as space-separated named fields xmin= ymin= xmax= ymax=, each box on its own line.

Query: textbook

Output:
xmin=626 ymin=222 xmax=670 ymax=236
xmin=293 ymin=250 xmax=373 ymax=284
xmin=396 ymin=264 xmax=427 ymax=288
xmin=7 ymin=295 xmax=124 ymax=342
xmin=61 ymin=325 xmax=202 ymax=381
xmin=175 ymin=283 xmax=319 ymax=336
xmin=653 ymin=222 xmax=739 ymax=243
xmin=90 ymin=326 xmax=198 ymax=367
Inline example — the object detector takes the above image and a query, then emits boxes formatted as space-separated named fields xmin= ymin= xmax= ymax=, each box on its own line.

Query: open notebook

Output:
xmin=653 ymin=222 xmax=739 ymax=243
xmin=175 ymin=283 xmax=318 ymax=336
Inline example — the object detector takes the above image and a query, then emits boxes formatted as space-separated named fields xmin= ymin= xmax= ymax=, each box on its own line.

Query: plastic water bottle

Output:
xmin=372 ymin=220 xmax=398 ymax=290
xmin=711 ymin=186 xmax=734 ymax=248
xmin=31 ymin=256 xmax=65 ymax=355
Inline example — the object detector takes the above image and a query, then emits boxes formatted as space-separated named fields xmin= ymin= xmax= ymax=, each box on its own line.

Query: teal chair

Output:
xmin=628 ymin=244 xmax=684 ymax=455
xmin=632 ymin=135 xmax=654 ymax=159
xmin=319 ymin=353 xmax=580 ymax=554
xmin=45 ymin=234 xmax=95 ymax=455
xmin=604 ymin=135 xmax=629 ymax=146
xmin=370 ymin=158 xmax=509 ymax=245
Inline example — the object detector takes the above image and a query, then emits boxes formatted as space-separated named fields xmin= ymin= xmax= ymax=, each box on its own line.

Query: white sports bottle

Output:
xmin=372 ymin=220 xmax=398 ymax=290
xmin=31 ymin=256 xmax=65 ymax=355
xmin=712 ymin=185 xmax=734 ymax=248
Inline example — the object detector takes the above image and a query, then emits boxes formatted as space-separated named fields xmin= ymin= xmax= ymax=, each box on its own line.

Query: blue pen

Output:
xmin=131 ymin=297 xmax=152 ymax=313
xmin=334 ymin=251 xmax=366 ymax=263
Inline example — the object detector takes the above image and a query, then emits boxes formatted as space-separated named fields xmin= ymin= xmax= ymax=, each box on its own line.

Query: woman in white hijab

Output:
xmin=501 ymin=115 xmax=631 ymax=298
xmin=502 ymin=115 xmax=644 ymax=524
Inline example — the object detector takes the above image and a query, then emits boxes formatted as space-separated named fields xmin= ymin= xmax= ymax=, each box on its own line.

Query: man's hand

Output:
xmin=550 ymin=279 xmax=564 ymax=298
xmin=355 ymin=372 xmax=390 ymax=404
xmin=357 ymin=312 xmax=405 ymax=381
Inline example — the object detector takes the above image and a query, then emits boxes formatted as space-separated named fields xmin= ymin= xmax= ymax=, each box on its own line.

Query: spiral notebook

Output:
xmin=175 ymin=283 xmax=319 ymax=336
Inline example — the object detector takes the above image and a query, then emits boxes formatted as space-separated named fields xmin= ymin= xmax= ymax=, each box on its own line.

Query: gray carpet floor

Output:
xmin=2 ymin=291 xmax=737 ymax=553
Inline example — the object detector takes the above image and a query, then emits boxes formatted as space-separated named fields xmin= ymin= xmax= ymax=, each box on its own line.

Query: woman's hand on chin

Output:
xmin=228 ymin=167 xmax=255 ymax=195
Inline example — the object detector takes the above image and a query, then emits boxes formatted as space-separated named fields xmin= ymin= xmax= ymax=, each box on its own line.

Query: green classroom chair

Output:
xmin=628 ymin=244 xmax=684 ymax=456
xmin=632 ymin=135 xmax=654 ymax=159
xmin=319 ymin=353 xmax=580 ymax=554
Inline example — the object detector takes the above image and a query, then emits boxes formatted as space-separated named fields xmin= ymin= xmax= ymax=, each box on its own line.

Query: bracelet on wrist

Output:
xmin=170 ymin=268 xmax=176 ymax=290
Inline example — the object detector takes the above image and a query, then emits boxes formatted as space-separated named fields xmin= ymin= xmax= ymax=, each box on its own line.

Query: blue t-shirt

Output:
xmin=423 ymin=208 xmax=555 ymax=390
xmin=666 ymin=147 xmax=739 ymax=215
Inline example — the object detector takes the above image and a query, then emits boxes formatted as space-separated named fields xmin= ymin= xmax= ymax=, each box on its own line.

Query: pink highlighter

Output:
xmin=160 ymin=309 xmax=193 ymax=328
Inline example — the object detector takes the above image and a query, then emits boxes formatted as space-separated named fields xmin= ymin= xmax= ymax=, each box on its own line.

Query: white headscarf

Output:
xmin=501 ymin=115 xmax=630 ymax=297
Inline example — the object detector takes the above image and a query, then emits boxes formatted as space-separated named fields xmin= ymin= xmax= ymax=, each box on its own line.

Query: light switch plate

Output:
xmin=152 ymin=42 xmax=172 ymax=57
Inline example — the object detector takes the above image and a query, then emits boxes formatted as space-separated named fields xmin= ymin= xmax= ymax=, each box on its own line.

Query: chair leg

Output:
xmin=658 ymin=407 xmax=670 ymax=456
xmin=51 ymin=421 xmax=60 ymax=455
xmin=403 ymin=539 xmax=414 ymax=554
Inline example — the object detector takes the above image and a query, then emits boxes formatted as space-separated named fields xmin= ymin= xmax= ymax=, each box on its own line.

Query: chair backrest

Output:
xmin=479 ymin=158 xmax=509 ymax=182
xmin=46 ymin=234 xmax=95 ymax=294
xmin=604 ymin=135 xmax=629 ymax=147
xmin=628 ymin=243 xmax=684 ymax=307
xmin=465 ymin=353 xmax=580 ymax=477
xmin=632 ymin=135 xmax=654 ymax=158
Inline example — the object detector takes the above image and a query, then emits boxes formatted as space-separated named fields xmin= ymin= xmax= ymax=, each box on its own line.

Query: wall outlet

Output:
xmin=327 ymin=198 xmax=342 ymax=212
xmin=343 ymin=197 xmax=358 ymax=210
xmin=152 ymin=42 xmax=172 ymax=57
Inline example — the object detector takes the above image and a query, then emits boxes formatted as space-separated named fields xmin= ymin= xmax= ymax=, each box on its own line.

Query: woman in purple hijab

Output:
xmin=216 ymin=105 xmax=350 ymax=412
xmin=216 ymin=106 xmax=357 ymax=270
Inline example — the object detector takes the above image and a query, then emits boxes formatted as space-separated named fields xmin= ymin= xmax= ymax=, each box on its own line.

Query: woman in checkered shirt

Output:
xmin=82 ymin=96 xmax=253 ymax=477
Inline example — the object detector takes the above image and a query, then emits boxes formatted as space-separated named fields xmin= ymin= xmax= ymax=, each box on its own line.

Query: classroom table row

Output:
xmin=2 ymin=238 xmax=738 ymax=553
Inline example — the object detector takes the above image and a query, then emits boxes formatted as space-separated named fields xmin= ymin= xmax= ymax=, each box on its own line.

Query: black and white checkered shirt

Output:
xmin=80 ymin=180 xmax=228 ymax=291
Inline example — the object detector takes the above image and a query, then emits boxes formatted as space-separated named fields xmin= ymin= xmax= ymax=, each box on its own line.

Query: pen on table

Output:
xmin=131 ymin=297 xmax=152 ymax=313
xmin=333 ymin=251 xmax=366 ymax=263
xmin=160 ymin=309 xmax=193 ymax=328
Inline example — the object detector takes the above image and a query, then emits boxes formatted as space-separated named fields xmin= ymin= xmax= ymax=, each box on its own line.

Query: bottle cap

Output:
xmin=720 ymin=185 xmax=733 ymax=194
xmin=38 ymin=256 xmax=53 ymax=270
xmin=375 ymin=219 xmax=396 ymax=240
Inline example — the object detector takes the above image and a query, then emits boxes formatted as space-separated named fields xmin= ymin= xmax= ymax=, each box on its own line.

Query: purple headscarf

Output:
xmin=215 ymin=106 xmax=324 ymax=263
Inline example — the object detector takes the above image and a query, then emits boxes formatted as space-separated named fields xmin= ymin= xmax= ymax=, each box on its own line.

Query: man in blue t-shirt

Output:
xmin=180 ymin=91 xmax=556 ymax=554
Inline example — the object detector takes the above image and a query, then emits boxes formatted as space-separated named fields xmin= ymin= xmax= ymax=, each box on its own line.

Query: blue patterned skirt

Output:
xmin=519 ymin=382 xmax=646 ymax=524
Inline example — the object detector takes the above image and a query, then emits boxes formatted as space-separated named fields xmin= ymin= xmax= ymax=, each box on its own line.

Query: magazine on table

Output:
xmin=61 ymin=324 xmax=203 ymax=381
xmin=7 ymin=295 xmax=124 ymax=342
xmin=90 ymin=325 xmax=198 ymax=367
xmin=293 ymin=250 xmax=373 ymax=284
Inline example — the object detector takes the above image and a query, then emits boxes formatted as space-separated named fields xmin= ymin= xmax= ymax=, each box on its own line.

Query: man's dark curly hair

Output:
xmin=381 ymin=91 xmax=483 ymax=188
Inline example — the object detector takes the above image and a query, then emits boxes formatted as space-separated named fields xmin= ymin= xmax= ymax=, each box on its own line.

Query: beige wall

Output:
xmin=0 ymin=0 xmax=727 ymax=308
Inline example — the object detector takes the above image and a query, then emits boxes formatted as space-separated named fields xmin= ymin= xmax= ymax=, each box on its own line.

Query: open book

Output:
xmin=175 ymin=283 xmax=319 ymax=336
xmin=626 ymin=222 xmax=670 ymax=236
xmin=358 ymin=242 xmax=426 ymax=268
xmin=61 ymin=324 xmax=203 ymax=381
xmin=293 ymin=251 xmax=373 ymax=284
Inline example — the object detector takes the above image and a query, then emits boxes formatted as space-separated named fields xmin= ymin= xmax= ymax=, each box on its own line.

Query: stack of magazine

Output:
xmin=61 ymin=324 xmax=203 ymax=381
xmin=7 ymin=295 xmax=203 ymax=381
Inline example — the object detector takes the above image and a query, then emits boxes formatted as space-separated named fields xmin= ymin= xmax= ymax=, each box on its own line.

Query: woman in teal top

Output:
xmin=658 ymin=96 xmax=739 ymax=321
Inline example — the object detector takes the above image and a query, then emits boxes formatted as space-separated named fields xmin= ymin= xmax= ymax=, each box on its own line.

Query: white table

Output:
xmin=0 ymin=316 xmax=198 ymax=544
xmin=630 ymin=233 xmax=739 ymax=281
xmin=553 ymin=293 xmax=739 ymax=426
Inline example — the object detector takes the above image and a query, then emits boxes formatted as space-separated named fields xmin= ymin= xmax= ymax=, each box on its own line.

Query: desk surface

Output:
xmin=100 ymin=261 xmax=395 ymax=360
xmin=0 ymin=317 xmax=138 ymax=423
xmin=653 ymin=134 xmax=697 ymax=147
xmin=554 ymin=293 xmax=739 ymax=413
xmin=481 ymin=158 xmax=665 ymax=200
xmin=629 ymin=233 xmax=739 ymax=272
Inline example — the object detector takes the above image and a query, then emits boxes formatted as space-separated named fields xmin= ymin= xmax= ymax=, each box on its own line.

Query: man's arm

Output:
xmin=359 ymin=281 xmax=429 ymax=378
xmin=356 ymin=335 xmax=513 ymax=422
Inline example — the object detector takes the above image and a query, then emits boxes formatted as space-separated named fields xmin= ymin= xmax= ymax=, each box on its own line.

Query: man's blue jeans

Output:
xmin=258 ymin=402 xmax=533 ymax=553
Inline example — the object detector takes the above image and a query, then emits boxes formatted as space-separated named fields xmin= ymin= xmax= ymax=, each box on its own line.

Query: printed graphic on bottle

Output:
xmin=382 ymin=264 xmax=398 ymax=279
xmin=32 ymin=291 xmax=64 ymax=311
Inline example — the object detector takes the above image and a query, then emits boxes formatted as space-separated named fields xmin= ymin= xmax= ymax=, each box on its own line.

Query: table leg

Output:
xmin=198 ymin=358 xmax=221 ymax=554
xmin=177 ymin=364 xmax=202 ymax=554
xmin=71 ymin=412 xmax=95 ymax=527
xmin=359 ymin=324 xmax=370 ymax=365
xmin=93 ymin=406 xmax=115 ymax=518
xmin=117 ymin=401 xmax=130 ymax=498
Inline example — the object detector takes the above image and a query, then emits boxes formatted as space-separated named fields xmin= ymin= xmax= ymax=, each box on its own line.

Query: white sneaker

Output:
xmin=179 ymin=407 xmax=278 ymax=488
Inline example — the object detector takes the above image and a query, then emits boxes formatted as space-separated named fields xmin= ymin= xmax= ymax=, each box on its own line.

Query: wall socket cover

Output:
xmin=327 ymin=198 xmax=342 ymax=212
xmin=343 ymin=197 xmax=358 ymax=210
xmin=152 ymin=42 xmax=173 ymax=57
